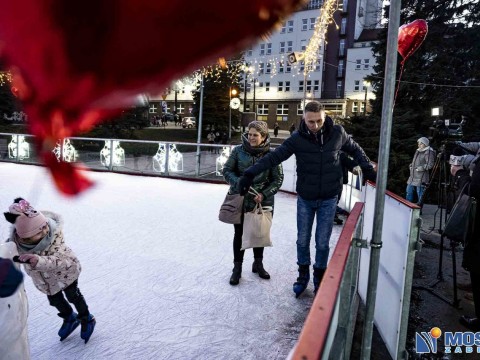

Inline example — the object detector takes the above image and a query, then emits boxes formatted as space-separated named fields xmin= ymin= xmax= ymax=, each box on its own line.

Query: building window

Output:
xmin=356 ymin=59 xmax=361 ymax=70
xmin=297 ymin=103 xmax=304 ymax=115
xmin=277 ymin=104 xmax=289 ymax=115
xmin=362 ymin=82 xmax=368 ymax=91
xmin=354 ymin=80 xmax=360 ymax=91
xmin=266 ymin=63 xmax=271 ymax=74
xmin=280 ymin=42 xmax=285 ymax=53
xmin=309 ymin=18 xmax=316 ymax=30
xmin=287 ymin=20 xmax=294 ymax=33
xmin=278 ymin=81 xmax=283 ymax=91
xmin=301 ymin=39 xmax=307 ymax=51
xmin=177 ymin=104 xmax=185 ymax=114
xmin=313 ymin=80 xmax=319 ymax=91
xmin=364 ymin=59 xmax=370 ymax=70
xmin=341 ymin=18 xmax=347 ymax=35
xmin=286 ymin=64 xmax=292 ymax=73
xmin=281 ymin=22 xmax=286 ymax=34
xmin=315 ymin=59 xmax=321 ymax=71
xmin=361 ymin=102 xmax=365 ymax=113
xmin=300 ymin=61 xmax=305 ymax=72
xmin=265 ymin=82 xmax=270 ymax=91
xmin=337 ymin=60 xmax=344 ymax=77
xmin=287 ymin=41 xmax=293 ymax=52
xmin=260 ymin=44 xmax=265 ymax=56
xmin=352 ymin=102 xmax=358 ymax=113
xmin=266 ymin=43 xmax=272 ymax=55
xmin=258 ymin=104 xmax=269 ymax=115
xmin=302 ymin=18 xmax=308 ymax=31
xmin=336 ymin=81 xmax=343 ymax=98
xmin=339 ymin=40 xmax=345 ymax=56
xmin=285 ymin=81 xmax=291 ymax=91
xmin=259 ymin=62 xmax=264 ymax=74
xmin=279 ymin=61 xmax=284 ymax=73
xmin=149 ymin=103 xmax=158 ymax=113
xmin=247 ymin=48 xmax=253 ymax=57
xmin=306 ymin=80 xmax=312 ymax=92
xmin=299 ymin=80 xmax=304 ymax=92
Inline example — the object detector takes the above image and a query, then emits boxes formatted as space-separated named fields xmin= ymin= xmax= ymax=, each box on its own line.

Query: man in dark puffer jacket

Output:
xmin=238 ymin=101 xmax=376 ymax=297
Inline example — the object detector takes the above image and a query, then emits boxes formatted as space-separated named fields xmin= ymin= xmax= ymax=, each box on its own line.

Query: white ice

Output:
xmin=0 ymin=163 xmax=342 ymax=360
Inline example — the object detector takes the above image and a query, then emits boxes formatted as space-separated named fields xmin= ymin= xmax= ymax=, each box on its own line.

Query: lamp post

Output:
xmin=252 ymin=78 xmax=257 ymax=115
xmin=363 ymin=80 xmax=370 ymax=116
xmin=229 ymin=87 xmax=238 ymax=140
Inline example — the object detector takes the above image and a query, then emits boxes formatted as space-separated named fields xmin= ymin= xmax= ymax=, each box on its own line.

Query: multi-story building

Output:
xmin=150 ymin=0 xmax=383 ymax=129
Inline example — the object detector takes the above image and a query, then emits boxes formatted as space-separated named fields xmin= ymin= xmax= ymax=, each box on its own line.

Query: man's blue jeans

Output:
xmin=296 ymin=195 xmax=338 ymax=269
xmin=406 ymin=184 xmax=425 ymax=204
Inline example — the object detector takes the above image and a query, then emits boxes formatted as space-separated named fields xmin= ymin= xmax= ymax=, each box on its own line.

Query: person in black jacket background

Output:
xmin=458 ymin=158 xmax=480 ymax=331
xmin=0 ymin=257 xmax=23 ymax=298
xmin=238 ymin=101 xmax=376 ymax=297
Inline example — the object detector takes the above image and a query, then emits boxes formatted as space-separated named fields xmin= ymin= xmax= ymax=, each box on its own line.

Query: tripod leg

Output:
xmin=451 ymin=240 xmax=461 ymax=308
xmin=437 ymin=234 xmax=445 ymax=281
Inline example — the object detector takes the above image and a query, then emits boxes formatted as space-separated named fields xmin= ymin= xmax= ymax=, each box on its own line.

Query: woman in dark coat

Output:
xmin=222 ymin=121 xmax=284 ymax=285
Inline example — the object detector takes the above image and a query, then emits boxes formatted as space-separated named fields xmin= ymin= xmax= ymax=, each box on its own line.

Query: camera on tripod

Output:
xmin=429 ymin=118 xmax=466 ymax=144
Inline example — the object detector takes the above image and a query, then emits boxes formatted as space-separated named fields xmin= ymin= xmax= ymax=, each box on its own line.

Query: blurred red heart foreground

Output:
xmin=0 ymin=0 xmax=305 ymax=195
xmin=398 ymin=19 xmax=428 ymax=61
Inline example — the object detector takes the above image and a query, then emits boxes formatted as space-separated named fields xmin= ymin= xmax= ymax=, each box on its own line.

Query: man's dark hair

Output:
xmin=304 ymin=100 xmax=324 ymax=113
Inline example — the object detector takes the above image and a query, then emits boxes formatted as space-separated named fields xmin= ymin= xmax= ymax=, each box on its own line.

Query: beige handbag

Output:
xmin=241 ymin=188 xmax=273 ymax=250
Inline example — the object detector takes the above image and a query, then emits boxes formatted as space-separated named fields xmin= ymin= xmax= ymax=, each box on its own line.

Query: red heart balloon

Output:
xmin=0 ymin=0 xmax=305 ymax=195
xmin=398 ymin=19 xmax=428 ymax=61
xmin=10 ymin=86 xmax=19 ymax=97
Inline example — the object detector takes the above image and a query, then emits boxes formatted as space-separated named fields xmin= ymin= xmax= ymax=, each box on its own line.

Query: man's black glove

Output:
xmin=238 ymin=172 xmax=255 ymax=195
xmin=363 ymin=168 xmax=377 ymax=183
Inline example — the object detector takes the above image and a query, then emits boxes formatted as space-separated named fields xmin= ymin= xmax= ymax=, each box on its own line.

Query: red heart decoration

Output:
xmin=10 ymin=86 xmax=19 ymax=97
xmin=398 ymin=19 xmax=428 ymax=61
xmin=0 ymin=0 xmax=305 ymax=195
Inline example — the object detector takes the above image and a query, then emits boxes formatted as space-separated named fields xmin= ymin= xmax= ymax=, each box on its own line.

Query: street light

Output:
xmin=363 ymin=80 xmax=370 ymax=116
xmin=252 ymin=78 xmax=258 ymax=115
xmin=229 ymin=87 xmax=238 ymax=140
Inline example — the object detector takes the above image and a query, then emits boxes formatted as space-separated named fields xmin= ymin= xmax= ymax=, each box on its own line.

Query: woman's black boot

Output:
xmin=252 ymin=258 xmax=270 ymax=279
xmin=229 ymin=262 xmax=242 ymax=285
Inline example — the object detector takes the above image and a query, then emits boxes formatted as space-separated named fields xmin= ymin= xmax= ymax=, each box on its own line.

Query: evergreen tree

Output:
xmin=191 ymin=57 xmax=242 ymax=137
xmin=343 ymin=0 xmax=480 ymax=195
xmin=87 ymin=105 xmax=150 ymax=139
xmin=0 ymin=75 xmax=22 ymax=126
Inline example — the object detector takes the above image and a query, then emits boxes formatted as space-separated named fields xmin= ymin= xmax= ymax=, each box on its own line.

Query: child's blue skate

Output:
xmin=80 ymin=314 xmax=96 ymax=344
xmin=58 ymin=312 xmax=80 ymax=341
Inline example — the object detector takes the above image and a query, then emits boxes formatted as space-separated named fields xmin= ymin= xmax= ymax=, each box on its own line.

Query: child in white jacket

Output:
xmin=4 ymin=198 xmax=96 ymax=343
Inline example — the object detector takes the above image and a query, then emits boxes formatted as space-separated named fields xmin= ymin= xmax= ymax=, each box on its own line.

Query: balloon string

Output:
xmin=393 ymin=60 xmax=405 ymax=109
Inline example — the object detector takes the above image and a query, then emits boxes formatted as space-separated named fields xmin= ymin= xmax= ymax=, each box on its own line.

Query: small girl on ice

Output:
xmin=4 ymin=198 xmax=96 ymax=343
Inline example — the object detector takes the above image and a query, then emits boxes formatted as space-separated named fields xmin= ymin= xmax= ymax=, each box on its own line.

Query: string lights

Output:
xmin=0 ymin=71 xmax=12 ymax=86
xmin=303 ymin=0 xmax=338 ymax=76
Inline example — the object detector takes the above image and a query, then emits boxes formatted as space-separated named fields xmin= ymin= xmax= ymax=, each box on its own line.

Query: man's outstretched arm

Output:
xmin=238 ymin=138 xmax=295 ymax=195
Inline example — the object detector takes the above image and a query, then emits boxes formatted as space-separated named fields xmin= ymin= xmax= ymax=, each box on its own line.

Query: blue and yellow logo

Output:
xmin=415 ymin=327 xmax=442 ymax=353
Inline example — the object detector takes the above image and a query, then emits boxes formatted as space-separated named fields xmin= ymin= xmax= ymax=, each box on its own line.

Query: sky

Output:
xmin=0 ymin=163 xmax=342 ymax=360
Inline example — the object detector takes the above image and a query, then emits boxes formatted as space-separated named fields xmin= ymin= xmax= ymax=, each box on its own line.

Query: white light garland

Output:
xmin=100 ymin=141 xmax=125 ymax=167
xmin=52 ymin=139 xmax=78 ymax=162
xmin=8 ymin=135 xmax=30 ymax=160
xmin=303 ymin=0 xmax=338 ymax=76
xmin=215 ymin=146 xmax=232 ymax=176
xmin=152 ymin=143 xmax=183 ymax=173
